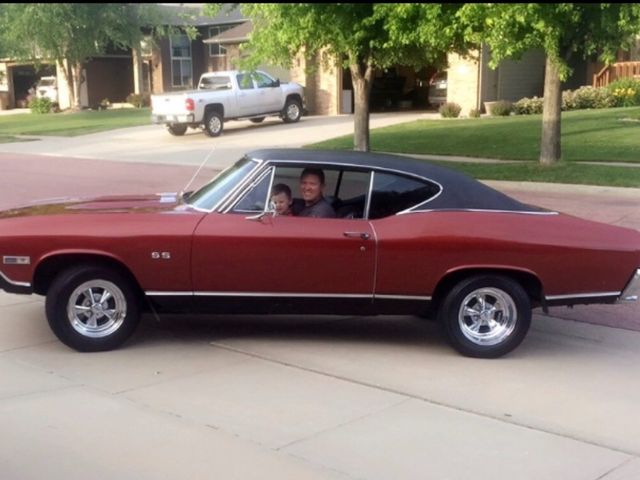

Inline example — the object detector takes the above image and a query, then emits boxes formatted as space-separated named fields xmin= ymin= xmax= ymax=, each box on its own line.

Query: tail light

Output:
xmin=185 ymin=98 xmax=195 ymax=111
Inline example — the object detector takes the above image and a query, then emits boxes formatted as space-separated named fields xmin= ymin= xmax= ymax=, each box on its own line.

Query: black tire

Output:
xmin=203 ymin=110 xmax=224 ymax=137
xmin=249 ymin=117 xmax=265 ymax=124
xmin=282 ymin=98 xmax=302 ymax=123
xmin=45 ymin=265 xmax=141 ymax=352
xmin=166 ymin=124 xmax=188 ymax=136
xmin=437 ymin=275 xmax=531 ymax=358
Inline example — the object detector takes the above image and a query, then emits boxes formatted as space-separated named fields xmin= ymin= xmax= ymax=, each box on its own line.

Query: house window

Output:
xmin=170 ymin=35 xmax=192 ymax=87
xmin=209 ymin=25 xmax=234 ymax=56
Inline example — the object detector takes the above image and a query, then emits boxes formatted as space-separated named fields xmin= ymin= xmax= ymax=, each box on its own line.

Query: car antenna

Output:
xmin=180 ymin=147 xmax=215 ymax=200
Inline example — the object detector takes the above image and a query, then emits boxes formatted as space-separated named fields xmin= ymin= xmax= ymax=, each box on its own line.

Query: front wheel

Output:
xmin=438 ymin=275 xmax=531 ymax=358
xmin=45 ymin=265 xmax=141 ymax=352
xmin=282 ymin=98 xmax=302 ymax=123
xmin=204 ymin=111 xmax=224 ymax=137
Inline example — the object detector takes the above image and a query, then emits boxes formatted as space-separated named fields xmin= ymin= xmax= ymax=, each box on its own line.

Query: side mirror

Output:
xmin=246 ymin=201 xmax=277 ymax=221
xmin=272 ymin=79 xmax=280 ymax=88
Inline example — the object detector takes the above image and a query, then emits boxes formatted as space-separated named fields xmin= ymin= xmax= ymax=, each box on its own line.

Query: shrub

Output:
xmin=469 ymin=108 xmax=481 ymax=118
xmin=29 ymin=97 xmax=53 ymax=114
xmin=489 ymin=100 xmax=512 ymax=116
xmin=126 ymin=92 xmax=150 ymax=108
xmin=608 ymin=78 xmax=640 ymax=107
xmin=513 ymin=96 xmax=543 ymax=115
xmin=439 ymin=102 xmax=461 ymax=118
xmin=571 ymin=86 xmax=615 ymax=110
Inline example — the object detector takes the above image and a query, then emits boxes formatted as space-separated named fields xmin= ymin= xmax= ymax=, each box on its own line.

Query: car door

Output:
xmin=235 ymin=73 xmax=262 ymax=116
xmin=190 ymin=166 xmax=376 ymax=314
xmin=254 ymin=72 xmax=283 ymax=113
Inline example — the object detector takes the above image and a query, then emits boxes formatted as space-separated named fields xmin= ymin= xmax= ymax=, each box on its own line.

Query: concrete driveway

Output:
xmin=1 ymin=113 xmax=639 ymax=479
xmin=0 ymin=112 xmax=436 ymax=170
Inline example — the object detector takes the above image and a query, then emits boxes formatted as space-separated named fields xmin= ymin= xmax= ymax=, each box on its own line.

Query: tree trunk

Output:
xmin=349 ymin=61 xmax=374 ymax=152
xmin=58 ymin=59 xmax=75 ymax=110
xmin=540 ymin=56 xmax=562 ymax=165
xmin=71 ymin=61 xmax=84 ymax=110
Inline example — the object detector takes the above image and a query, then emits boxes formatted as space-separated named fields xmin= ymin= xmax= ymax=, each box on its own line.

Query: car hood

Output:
xmin=0 ymin=193 xmax=184 ymax=219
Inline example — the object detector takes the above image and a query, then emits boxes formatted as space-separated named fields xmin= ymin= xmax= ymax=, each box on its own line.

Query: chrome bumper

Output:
xmin=618 ymin=268 xmax=640 ymax=303
xmin=151 ymin=113 xmax=195 ymax=124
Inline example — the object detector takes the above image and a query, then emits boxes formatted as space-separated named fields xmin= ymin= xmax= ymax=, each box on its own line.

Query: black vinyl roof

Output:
xmin=247 ymin=149 xmax=547 ymax=213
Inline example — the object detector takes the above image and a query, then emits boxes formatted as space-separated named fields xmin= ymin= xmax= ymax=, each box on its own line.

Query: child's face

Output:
xmin=271 ymin=192 xmax=292 ymax=214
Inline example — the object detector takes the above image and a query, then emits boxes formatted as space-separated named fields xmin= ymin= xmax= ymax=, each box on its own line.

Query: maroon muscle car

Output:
xmin=0 ymin=149 xmax=638 ymax=357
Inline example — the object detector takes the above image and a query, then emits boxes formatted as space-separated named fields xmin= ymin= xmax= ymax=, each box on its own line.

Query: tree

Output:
xmin=0 ymin=3 xmax=166 ymax=110
xmin=460 ymin=3 xmax=640 ymax=165
xmin=205 ymin=3 xmax=472 ymax=151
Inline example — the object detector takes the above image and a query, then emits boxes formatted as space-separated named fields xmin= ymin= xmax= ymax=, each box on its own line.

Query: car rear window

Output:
xmin=199 ymin=76 xmax=231 ymax=90
xmin=369 ymin=172 xmax=440 ymax=219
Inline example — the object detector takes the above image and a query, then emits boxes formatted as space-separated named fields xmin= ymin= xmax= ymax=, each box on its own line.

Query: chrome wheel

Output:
xmin=208 ymin=115 xmax=222 ymax=134
xmin=286 ymin=102 xmax=300 ymax=121
xmin=458 ymin=287 xmax=517 ymax=346
xmin=66 ymin=280 xmax=127 ymax=338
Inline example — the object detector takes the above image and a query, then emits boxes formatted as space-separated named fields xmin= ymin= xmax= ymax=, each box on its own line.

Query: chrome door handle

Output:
xmin=343 ymin=231 xmax=370 ymax=240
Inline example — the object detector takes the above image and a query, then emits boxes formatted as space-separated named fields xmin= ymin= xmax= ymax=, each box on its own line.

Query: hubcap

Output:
xmin=458 ymin=287 xmax=517 ymax=346
xmin=287 ymin=103 xmax=300 ymax=120
xmin=208 ymin=116 xmax=221 ymax=133
xmin=67 ymin=280 xmax=127 ymax=338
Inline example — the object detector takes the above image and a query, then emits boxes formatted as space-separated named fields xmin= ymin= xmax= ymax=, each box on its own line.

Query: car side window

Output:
xmin=236 ymin=74 xmax=254 ymax=90
xmin=255 ymin=72 xmax=275 ymax=88
xmin=369 ymin=172 xmax=440 ymax=219
xmin=232 ymin=168 xmax=273 ymax=213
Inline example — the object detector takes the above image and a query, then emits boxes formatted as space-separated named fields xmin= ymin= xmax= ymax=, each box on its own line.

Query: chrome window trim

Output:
xmin=215 ymin=159 xmax=268 ymax=213
xmin=145 ymin=290 xmax=432 ymax=301
xmin=399 ymin=208 xmax=559 ymax=216
xmin=253 ymin=159 xmax=444 ymax=219
xmin=364 ymin=171 xmax=375 ymax=220
xmin=546 ymin=291 xmax=621 ymax=301
xmin=0 ymin=270 xmax=31 ymax=288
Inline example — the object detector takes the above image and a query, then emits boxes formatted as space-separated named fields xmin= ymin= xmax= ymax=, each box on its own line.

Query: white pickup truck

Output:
xmin=151 ymin=70 xmax=305 ymax=137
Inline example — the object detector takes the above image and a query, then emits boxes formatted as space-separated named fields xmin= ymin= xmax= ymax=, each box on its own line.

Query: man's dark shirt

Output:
xmin=295 ymin=197 xmax=337 ymax=218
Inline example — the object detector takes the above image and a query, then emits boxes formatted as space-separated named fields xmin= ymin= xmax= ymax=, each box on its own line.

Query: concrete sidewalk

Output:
xmin=1 ymin=292 xmax=640 ymax=480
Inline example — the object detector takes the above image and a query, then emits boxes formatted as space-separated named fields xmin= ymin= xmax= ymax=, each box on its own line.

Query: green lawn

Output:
xmin=430 ymin=161 xmax=640 ymax=188
xmin=0 ymin=108 xmax=151 ymax=137
xmin=310 ymin=107 xmax=640 ymax=164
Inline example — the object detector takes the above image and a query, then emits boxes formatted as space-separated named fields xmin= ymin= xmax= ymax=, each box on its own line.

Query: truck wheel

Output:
xmin=45 ymin=265 xmax=141 ymax=352
xmin=249 ymin=117 xmax=265 ymax=124
xmin=438 ymin=275 xmax=531 ymax=358
xmin=282 ymin=98 xmax=302 ymax=123
xmin=166 ymin=124 xmax=187 ymax=136
xmin=204 ymin=111 xmax=224 ymax=137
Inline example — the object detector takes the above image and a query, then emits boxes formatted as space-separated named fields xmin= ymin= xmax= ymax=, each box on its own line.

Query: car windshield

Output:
xmin=187 ymin=157 xmax=258 ymax=210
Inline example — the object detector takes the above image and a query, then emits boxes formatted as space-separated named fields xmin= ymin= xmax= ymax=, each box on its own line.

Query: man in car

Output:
xmin=294 ymin=168 xmax=337 ymax=218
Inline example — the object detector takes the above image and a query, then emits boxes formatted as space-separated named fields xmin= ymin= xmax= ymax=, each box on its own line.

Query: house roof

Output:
xmin=156 ymin=3 xmax=245 ymax=27
xmin=202 ymin=21 xmax=253 ymax=45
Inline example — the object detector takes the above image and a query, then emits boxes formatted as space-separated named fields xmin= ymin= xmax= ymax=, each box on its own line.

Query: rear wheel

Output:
xmin=166 ymin=124 xmax=187 ymax=136
xmin=204 ymin=111 xmax=224 ymax=137
xmin=438 ymin=275 xmax=531 ymax=358
xmin=45 ymin=265 xmax=141 ymax=352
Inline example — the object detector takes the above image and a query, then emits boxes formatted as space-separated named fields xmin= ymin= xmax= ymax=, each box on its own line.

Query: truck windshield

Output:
xmin=187 ymin=157 xmax=259 ymax=210
xmin=199 ymin=76 xmax=231 ymax=90
xmin=38 ymin=79 xmax=55 ymax=87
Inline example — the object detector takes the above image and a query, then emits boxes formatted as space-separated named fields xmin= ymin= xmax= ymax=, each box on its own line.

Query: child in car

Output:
xmin=270 ymin=183 xmax=293 ymax=216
